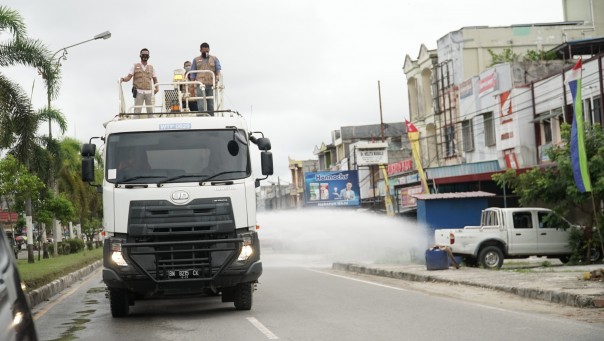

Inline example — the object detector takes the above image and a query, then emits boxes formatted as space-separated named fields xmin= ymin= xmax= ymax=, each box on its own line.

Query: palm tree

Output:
xmin=0 ymin=5 xmax=60 ymax=262
xmin=56 ymin=138 xmax=99 ymax=223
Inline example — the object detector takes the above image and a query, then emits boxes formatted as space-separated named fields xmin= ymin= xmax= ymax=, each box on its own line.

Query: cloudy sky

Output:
xmin=2 ymin=0 xmax=563 ymax=180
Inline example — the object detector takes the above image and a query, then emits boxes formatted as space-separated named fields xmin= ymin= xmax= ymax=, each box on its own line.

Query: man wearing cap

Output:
xmin=121 ymin=48 xmax=159 ymax=118
xmin=189 ymin=42 xmax=221 ymax=115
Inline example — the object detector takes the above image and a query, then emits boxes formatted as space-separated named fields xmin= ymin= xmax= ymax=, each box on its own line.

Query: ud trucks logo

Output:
xmin=170 ymin=190 xmax=190 ymax=203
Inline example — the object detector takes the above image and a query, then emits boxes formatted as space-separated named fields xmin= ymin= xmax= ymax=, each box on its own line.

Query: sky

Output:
xmin=1 ymin=0 xmax=564 ymax=181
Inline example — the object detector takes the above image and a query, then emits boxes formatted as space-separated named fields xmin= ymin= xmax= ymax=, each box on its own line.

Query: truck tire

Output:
xmin=478 ymin=246 xmax=504 ymax=269
xmin=589 ymin=247 xmax=602 ymax=263
xmin=233 ymin=283 xmax=253 ymax=310
xmin=109 ymin=288 xmax=130 ymax=317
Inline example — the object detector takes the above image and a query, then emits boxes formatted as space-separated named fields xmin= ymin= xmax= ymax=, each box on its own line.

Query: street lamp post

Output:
xmin=47 ymin=30 xmax=111 ymax=138
xmin=45 ymin=31 xmax=111 ymax=257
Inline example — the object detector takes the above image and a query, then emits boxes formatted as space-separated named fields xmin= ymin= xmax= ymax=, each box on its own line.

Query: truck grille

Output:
xmin=122 ymin=198 xmax=240 ymax=283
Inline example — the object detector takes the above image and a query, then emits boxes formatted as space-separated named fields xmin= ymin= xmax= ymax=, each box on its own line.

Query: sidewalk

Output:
xmin=333 ymin=260 xmax=604 ymax=308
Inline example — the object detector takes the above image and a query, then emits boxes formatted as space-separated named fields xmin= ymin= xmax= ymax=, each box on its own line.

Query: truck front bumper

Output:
xmin=103 ymin=260 xmax=262 ymax=293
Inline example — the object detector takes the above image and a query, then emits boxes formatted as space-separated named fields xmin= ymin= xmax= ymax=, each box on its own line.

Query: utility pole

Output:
xmin=378 ymin=80 xmax=394 ymax=216
xmin=45 ymin=31 xmax=111 ymax=257
xmin=277 ymin=177 xmax=281 ymax=209
xmin=378 ymin=80 xmax=385 ymax=142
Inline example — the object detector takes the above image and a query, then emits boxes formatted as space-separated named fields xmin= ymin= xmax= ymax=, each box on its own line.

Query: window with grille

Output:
xmin=483 ymin=112 xmax=495 ymax=146
xmin=444 ymin=125 xmax=456 ymax=157
xmin=462 ymin=120 xmax=474 ymax=152
xmin=543 ymin=119 xmax=552 ymax=144
xmin=594 ymin=96 xmax=601 ymax=126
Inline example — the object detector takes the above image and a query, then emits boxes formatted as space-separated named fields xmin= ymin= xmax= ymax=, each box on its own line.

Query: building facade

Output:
xmin=402 ymin=0 xmax=604 ymax=209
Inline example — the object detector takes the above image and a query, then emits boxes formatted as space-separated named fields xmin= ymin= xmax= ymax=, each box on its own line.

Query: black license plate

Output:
xmin=167 ymin=269 xmax=200 ymax=279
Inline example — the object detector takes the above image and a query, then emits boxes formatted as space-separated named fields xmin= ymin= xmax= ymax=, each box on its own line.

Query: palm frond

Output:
xmin=0 ymin=37 xmax=50 ymax=67
xmin=38 ymin=106 xmax=67 ymax=135
xmin=0 ymin=73 xmax=32 ymax=151
xmin=0 ymin=5 xmax=26 ymax=40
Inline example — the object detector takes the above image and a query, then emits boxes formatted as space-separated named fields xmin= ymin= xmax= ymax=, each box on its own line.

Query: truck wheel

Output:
xmin=233 ymin=283 xmax=253 ymax=310
xmin=478 ymin=246 xmax=504 ymax=269
xmin=109 ymin=288 xmax=130 ymax=317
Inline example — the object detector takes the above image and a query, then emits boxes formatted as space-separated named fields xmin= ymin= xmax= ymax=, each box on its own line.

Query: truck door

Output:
xmin=537 ymin=211 xmax=571 ymax=254
xmin=508 ymin=211 xmax=538 ymax=255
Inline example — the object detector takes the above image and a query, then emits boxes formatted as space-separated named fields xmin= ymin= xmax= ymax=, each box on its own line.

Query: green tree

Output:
xmin=493 ymin=123 xmax=604 ymax=262
xmin=0 ymin=155 xmax=45 ymax=262
xmin=82 ymin=216 xmax=102 ymax=248
xmin=0 ymin=155 xmax=44 ymax=209
xmin=47 ymin=193 xmax=76 ymax=227
xmin=0 ymin=5 xmax=65 ymax=262
xmin=0 ymin=6 xmax=58 ymax=147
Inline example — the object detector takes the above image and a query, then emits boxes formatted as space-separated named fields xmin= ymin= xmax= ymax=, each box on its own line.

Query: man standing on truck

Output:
xmin=120 ymin=48 xmax=159 ymax=118
xmin=189 ymin=42 xmax=221 ymax=115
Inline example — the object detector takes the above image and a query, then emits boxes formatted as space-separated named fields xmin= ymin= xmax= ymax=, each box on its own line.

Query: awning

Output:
xmin=530 ymin=111 xmax=562 ymax=123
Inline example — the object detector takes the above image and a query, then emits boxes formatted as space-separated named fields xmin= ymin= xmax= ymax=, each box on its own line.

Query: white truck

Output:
xmin=433 ymin=207 xmax=596 ymax=269
xmin=81 ymin=70 xmax=273 ymax=317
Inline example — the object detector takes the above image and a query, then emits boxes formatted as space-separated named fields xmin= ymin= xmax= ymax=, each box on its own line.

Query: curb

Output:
xmin=332 ymin=263 xmax=598 ymax=308
xmin=26 ymin=260 xmax=103 ymax=308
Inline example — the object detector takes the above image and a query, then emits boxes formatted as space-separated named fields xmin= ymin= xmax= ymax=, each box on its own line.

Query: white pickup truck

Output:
xmin=434 ymin=207 xmax=582 ymax=269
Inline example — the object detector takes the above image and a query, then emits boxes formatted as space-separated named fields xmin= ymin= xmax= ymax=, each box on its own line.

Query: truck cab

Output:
xmin=82 ymin=71 xmax=273 ymax=317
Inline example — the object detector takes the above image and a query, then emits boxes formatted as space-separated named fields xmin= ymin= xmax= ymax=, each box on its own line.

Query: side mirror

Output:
xmin=261 ymin=151 xmax=273 ymax=175
xmin=82 ymin=158 xmax=95 ymax=182
xmin=256 ymin=137 xmax=271 ymax=151
xmin=81 ymin=143 xmax=96 ymax=157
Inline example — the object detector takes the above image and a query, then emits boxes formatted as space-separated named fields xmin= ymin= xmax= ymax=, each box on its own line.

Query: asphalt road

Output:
xmin=30 ymin=251 xmax=604 ymax=341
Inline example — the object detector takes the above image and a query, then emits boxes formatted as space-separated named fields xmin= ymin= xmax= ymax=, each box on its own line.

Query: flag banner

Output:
xmin=567 ymin=58 xmax=592 ymax=193
xmin=405 ymin=120 xmax=429 ymax=193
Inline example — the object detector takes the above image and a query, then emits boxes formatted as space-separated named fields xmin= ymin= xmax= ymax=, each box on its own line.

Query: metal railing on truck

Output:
xmin=118 ymin=69 xmax=225 ymax=117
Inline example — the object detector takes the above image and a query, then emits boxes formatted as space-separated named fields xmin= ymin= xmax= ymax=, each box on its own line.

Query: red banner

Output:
xmin=0 ymin=212 xmax=18 ymax=223
xmin=387 ymin=159 xmax=413 ymax=175
xmin=479 ymin=70 xmax=497 ymax=96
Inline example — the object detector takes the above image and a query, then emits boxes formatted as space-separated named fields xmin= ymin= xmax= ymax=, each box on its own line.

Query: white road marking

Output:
xmin=246 ymin=317 xmax=279 ymax=339
xmin=33 ymin=267 xmax=102 ymax=320
xmin=308 ymin=268 xmax=515 ymax=314
xmin=307 ymin=268 xmax=413 ymax=292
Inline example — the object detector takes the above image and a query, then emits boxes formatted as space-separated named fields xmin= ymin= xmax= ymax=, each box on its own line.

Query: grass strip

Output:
xmin=16 ymin=247 xmax=103 ymax=291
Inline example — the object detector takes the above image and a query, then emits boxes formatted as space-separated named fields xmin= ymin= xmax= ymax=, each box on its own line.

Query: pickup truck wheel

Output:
xmin=109 ymin=288 xmax=130 ymax=318
xmin=478 ymin=246 xmax=504 ymax=269
xmin=589 ymin=247 xmax=602 ymax=263
xmin=233 ymin=283 xmax=253 ymax=310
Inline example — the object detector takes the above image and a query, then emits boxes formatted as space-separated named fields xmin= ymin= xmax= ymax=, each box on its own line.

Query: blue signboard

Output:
xmin=304 ymin=170 xmax=360 ymax=207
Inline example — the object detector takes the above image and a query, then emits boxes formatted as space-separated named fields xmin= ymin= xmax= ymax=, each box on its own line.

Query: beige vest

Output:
xmin=193 ymin=55 xmax=217 ymax=85
xmin=133 ymin=63 xmax=154 ymax=90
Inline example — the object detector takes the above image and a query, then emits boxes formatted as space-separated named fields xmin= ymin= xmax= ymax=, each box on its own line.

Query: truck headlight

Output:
xmin=237 ymin=236 xmax=253 ymax=261
xmin=111 ymin=251 xmax=128 ymax=267
xmin=111 ymin=242 xmax=128 ymax=266
xmin=238 ymin=245 xmax=253 ymax=261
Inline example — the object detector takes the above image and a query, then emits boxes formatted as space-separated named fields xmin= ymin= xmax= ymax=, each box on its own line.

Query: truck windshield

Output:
xmin=105 ymin=129 xmax=250 ymax=184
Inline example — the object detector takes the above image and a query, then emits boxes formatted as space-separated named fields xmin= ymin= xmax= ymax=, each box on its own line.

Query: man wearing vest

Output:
xmin=189 ymin=42 xmax=221 ymax=115
xmin=120 ymin=48 xmax=159 ymax=118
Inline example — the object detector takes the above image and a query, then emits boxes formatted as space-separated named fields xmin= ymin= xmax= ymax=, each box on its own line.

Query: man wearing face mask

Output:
xmin=182 ymin=61 xmax=198 ymax=111
xmin=189 ymin=42 xmax=221 ymax=115
xmin=120 ymin=48 xmax=159 ymax=117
